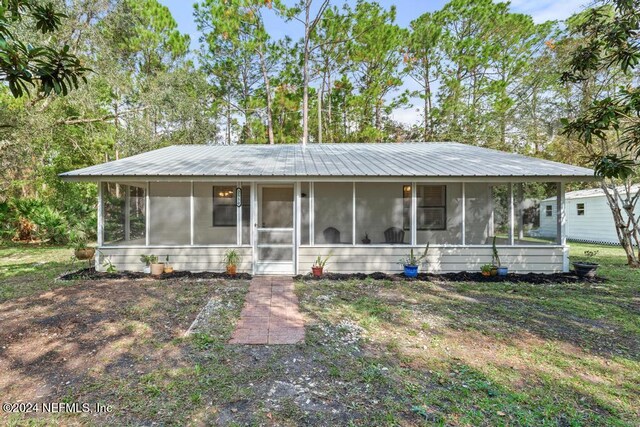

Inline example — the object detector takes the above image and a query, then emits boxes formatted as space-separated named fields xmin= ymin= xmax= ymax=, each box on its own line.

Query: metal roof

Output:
xmin=60 ymin=142 xmax=596 ymax=180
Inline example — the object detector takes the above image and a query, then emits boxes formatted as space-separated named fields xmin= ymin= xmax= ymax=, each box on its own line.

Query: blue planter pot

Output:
xmin=497 ymin=267 xmax=508 ymax=276
xmin=404 ymin=265 xmax=419 ymax=278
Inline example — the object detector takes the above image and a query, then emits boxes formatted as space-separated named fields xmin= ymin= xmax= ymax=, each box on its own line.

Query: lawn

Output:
xmin=0 ymin=242 xmax=638 ymax=426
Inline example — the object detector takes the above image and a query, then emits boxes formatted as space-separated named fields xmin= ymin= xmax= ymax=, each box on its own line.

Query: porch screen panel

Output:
xmin=416 ymin=183 xmax=462 ymax=245
xmin=129 ymin=185 xmax=146 ymax=243
xmin=464 ymin=183 xmax=492 ymax=245
xmin=521 ymin=182 xmax=557 ymax=245
xmin=194 ymin=182 xmax=237 ymax=245
xmin=357 ymin=182 xmax=408 ymax=244
xmin=102 ymin=182 xmax=125 ymax=245
xmin=241 ymin=185 xmax=251 ymax=245
xmin=300 ymin=182 xmax=310 ymax=245
xmin=149 ymin=182 xmax=190 ymax=245
xmin=314 ymin=182 xmax=353 ymax=244
xmin=102 ymin=182 xmax=146 ymax=246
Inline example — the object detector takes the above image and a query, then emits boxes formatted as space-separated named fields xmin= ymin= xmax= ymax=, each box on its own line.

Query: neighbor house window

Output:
xmin=546 ymin=205 xmax=553 ymax=217
xmin=577 ymin=203 xmax=585 ymax=216
xmin=416 ymin=185 xmax=446 ymax=230
xmin=213 ymin=186 xmax=236 ymax=226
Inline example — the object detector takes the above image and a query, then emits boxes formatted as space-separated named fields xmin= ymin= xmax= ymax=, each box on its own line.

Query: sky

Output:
xmin=159 ymin=0 xmax=587 ymax=125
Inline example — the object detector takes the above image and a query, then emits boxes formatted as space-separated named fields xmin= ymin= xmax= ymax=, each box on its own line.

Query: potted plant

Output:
xmin=481 ymin=264 xmax=493 ymax=277
xmin=223 ymin=249 xmax=240 ymax=276
xmin=71 ymin=229 xmax=95 ymax=260
xmin=573 ymin=250 xmax=599 ymax=279
xmin=492 ymin=236 xmax=508 ymax=276
xmin=140 ymin=254 xmax=153 ymax=274
xmin=362 ymin=233 xmax=371 ymax=244
xmin=312 ymin=254 xmax=331 ymax=277
xmin=148 ymin=255 xmax=164 ymax=275
xmin=163 ymin=255 xmax=174 ymax=274
xmin=73 ymin=240 xmax=95 ymax=261
xmin=399 ymin=243 xmax=430 ymax=278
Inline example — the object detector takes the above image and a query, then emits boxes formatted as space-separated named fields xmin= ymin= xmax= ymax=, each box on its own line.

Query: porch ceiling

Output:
xmin=60 ymin=142 xmax=596 ymax=182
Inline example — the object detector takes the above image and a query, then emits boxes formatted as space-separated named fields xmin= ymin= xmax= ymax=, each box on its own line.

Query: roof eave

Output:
xmin=59 ymin=174 xmax=600 ymax=183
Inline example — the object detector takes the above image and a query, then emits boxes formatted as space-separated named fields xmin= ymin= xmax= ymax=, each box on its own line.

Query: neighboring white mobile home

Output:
xmin=538 ymin=186 xmax=639 ymax=245
xmin=60 ymin=143 xmax=597 ymax=274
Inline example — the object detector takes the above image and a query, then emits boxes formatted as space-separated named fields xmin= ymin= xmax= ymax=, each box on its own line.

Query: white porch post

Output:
xmin=96 ymin=182 xmax=103 ymax=270
xmin=295 ymin=181 xmax=301 ymax=274
xmin=235 ymin=181 xmax=241 ymax=246
xmin=145 ymin=182 xmax=150 ymax=246
xmin=557 ymin=182 xmax=568 ymax=271
xmin=309 ymin=182 xmax=315 ymax=245
xmin=124 ymin=185 xmax=130 ymax=242
xmin=411 ymin=182 xmax=417 ymax=246
xmin=352 ymin=182 xmax=356 ymax=245
xmin=461 ymin=182 xmax=466 ymax=245
xmin=509 ymin=183 xmax=515 ymax=245
xmin=251 ymin=181 xmax=257 ymax=275
xmin=191 ymin=181 xmax=195 ymax=246
xmin=489 ymin=185 xmax=495 ymax=238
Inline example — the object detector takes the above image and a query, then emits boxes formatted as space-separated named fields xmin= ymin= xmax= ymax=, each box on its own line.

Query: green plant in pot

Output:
xmin=224 ymin=249 xmax=241 ymax=275
xmin=142 ymin=254 xmax=163 ymax=275
xmin=140 ymin=254 xmax=155 ymax=274
xmin=492 ymin=236 xmax=508 ymax=276
xmin=163 ymin=255 xmax=173 ymax=274
xmin=70 ymin=229 xmax=95 ymax=261
xmin=399 ymin=243 xmax=430 ymax=278
xmin=573 ymin=250 xmax=599 ymax=279
xmin=481 ymin=264 xmax=493 ymax=277
xmin=312 ymin=254 xmax=331 ymax=277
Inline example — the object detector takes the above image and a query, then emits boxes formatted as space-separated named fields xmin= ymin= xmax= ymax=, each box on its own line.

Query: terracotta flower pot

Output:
xmin=481 ymin=271 xmax=491 ymax=277
xmin=163 ymin=265 xmax=174 ymax=274
xmin=312 ymin=266 xmax=323 ymax=277
xmin=74 ymin=248 xmax=95 ymax=260
xmin=150 ymin=263 xmax=164 ymax=276
xmin=226 ymin=265 xmax=237 ymax=276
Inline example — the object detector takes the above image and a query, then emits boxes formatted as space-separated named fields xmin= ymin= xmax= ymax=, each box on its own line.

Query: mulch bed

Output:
xmin=59 ymin=267 xmax=252 ymax=281
xmin=60 ymin=268 xmax=605 ymax=285
xmin=295 ymin=271 xmax=606 ymax=284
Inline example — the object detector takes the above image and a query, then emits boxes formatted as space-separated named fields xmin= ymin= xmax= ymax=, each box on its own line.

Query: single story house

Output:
xmin=60 ymin=143 xmax=596 ymax=275
xmin=536 ymin=185 xmax=639 ymax=245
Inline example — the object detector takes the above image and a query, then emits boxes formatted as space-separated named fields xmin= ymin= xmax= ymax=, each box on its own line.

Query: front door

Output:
xmin=254 ymin=185 xmax=295 ymax=275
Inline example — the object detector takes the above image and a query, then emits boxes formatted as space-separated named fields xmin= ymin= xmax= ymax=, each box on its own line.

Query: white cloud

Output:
xmin=506 ymin=0 xmax=587 ymax=23
xmin=391 ymin=107 xmax=421 ymax=126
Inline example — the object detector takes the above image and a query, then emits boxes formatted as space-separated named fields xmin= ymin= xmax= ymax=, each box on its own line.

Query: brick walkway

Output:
xmin=229 ymin=276 xmax=305 ymax=345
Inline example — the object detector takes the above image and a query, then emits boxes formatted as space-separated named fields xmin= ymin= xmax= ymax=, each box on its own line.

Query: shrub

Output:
xmin=31 ymin=205 xmax=69 ymax=244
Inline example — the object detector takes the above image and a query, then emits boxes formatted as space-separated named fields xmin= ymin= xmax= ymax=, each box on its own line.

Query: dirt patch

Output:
xmin=0 ymin=277 xmax=248 ymax=408
xmin=295 ymin=271 xmax=606 ymax=284
xmin=59 ymin=267 xmax=252 ymax=281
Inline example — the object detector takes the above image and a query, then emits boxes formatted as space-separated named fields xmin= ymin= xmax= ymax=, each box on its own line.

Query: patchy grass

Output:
xmin=0 ymin=242 xmax=638 ymax=425
xmin=295 ymin=242 xmax=640 ymax=425
xmin=0 ymin=243 xmax=78 ymax=302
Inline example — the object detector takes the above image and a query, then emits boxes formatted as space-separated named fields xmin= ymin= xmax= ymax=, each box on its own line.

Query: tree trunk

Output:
xmin=258 ymin=50 xmax=275 ymax=145
xmin=226 ymin=99 xmax=231 ymax=145
xmin=424 ymin=66 xmax=432 ymax=141
xmin=302 ymin=2 xmax=311 ymax=145
xmin=601 ymin=182 xmax=640 ymax=267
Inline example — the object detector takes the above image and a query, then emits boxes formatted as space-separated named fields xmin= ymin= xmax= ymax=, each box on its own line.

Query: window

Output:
xmin=416 ymin=185 xmax=446 ymax=230
xmin=213 ymin=186 xmax=236 ymax=226
xmin=577 ymin=203 xmax=585 ymax=216
xmin=546 ymin=205 xmax=553 ymax=217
